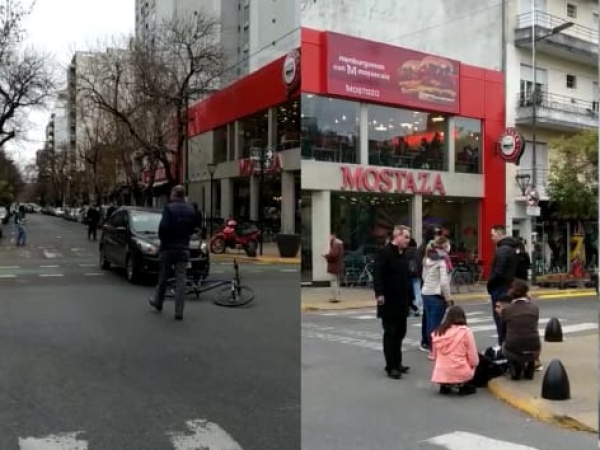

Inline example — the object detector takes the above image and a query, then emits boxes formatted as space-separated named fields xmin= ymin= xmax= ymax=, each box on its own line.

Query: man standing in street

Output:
xmin=323 ymin=232 xmax=344 ymax=303
xmin=487 ymin=224 xmax=519 ymax=345
xmin=86 ymin=204 xmax=101 ymax=241
xmin=149 ymin=185 xmax=197 ymax=321
xmin=373 ymin=225 xmax=413 ymax=380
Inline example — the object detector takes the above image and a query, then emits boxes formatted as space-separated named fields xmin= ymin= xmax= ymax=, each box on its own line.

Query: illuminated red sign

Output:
xmin=340 ymin=166 xmax=446 ymax=196
xmin=238 ymin=153 xmax=282 ymax=177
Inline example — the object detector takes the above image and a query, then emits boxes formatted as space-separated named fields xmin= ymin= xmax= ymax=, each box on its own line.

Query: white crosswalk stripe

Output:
xmin=17 ymin=419 xmax=243 ymax=449
xmin=304 ymin=309 xmax=597 ymax=351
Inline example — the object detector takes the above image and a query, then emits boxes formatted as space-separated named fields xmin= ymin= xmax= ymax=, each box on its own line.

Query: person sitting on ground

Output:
xmin=494 ymin=279 xmax=541 ymax=381
xmin=431 ymin=305 xmax=479 ymax=396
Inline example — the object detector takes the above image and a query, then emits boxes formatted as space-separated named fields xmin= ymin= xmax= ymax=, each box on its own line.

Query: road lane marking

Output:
xmin=40 ymin=265 xmax=59 ymax=268
xmin=39 ymin=274 xmax=65 ymax=277
xmin=43 ymin=250 xmax=61 ymax=259
xmin=0 ymin=265 xmax=20 ymax=269
xmin=19 ymin=431 xmax=88 ymax=450
xmin=78 ymin=264 xmax=96 ymax=267
xmin=0 ymin=274 xmax=16 ymax=278
xmin=84 ymin=273 xmax=104 ymax=276
xmin=167 ymin=419 xmax=243 ymax=450
xmin=424 ymin=431 xmax=538 ymax=450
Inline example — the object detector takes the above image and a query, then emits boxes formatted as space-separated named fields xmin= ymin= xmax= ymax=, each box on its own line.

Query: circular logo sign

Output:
xmin=498 ymin=127 xmax=525 ymax=164
xmin=282 ymin=49 xmax=300 ymax=94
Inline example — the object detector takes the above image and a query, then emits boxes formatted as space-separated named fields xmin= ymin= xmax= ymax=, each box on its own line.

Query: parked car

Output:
xmin=53 ymin=208 xmax=65 ymax=218
xmin=98 ymin=207 xmax=209 ymax=283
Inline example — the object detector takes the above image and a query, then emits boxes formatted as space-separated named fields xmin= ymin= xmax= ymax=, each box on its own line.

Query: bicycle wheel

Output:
xmin=213 ymin=284 xmax=255 ymax=307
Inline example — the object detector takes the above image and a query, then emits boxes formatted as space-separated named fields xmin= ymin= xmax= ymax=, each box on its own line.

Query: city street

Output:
xmin=302 ymin=297 xmax=597 ymax=450
xmin=0 ymin=213 xmax=300 ymax=449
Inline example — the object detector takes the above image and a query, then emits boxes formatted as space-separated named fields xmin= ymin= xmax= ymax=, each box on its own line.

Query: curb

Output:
xmin=211 ymin=254 xmax=300 ymax=265
xmin=301 ymin=289 xmax=595 ymax=312
xmin=487 ymin=378 xmax=597 ymax=433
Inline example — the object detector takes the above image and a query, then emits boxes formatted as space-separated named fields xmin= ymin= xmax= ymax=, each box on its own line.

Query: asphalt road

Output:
xmin=0 ymin=213 xmax=300 ymax=449
xmin=301 ymin=298 xmax=597 ymax=450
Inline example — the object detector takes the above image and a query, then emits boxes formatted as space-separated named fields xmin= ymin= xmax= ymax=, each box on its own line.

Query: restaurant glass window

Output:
xmin=213 ymin=126 xmax=227 ymax=164
xmin=301 ymin=94 xmax=359 ymax=164
xmin=331 ymin=191 xmax=411 ymax=261
xmin=276 ymin=98 xmax=300 ymax=151
xmin=423 ymin=197 xmax=480 ymax=262
xmin=367 ymin=104 xmax=449 ymax=171
xmin=240 ymin=109 xmax=269 ymax=159
xmin=454 ymin=118 xmax=482 ymax=174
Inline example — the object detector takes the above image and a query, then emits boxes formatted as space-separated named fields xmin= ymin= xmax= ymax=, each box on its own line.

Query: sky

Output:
xmin=8 ymin=0 xmax=135 ymax=168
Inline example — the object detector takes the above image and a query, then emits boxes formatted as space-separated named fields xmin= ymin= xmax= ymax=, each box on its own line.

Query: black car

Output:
xmin=99 ymin=207 xmax=209 ymax=283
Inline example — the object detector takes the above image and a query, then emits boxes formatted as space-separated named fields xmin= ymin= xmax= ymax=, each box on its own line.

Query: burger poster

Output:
xmin=326 ymin=32 xmax=460 ymax=113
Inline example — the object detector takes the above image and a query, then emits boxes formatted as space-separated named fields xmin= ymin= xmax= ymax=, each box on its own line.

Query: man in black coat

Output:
xmin=487 ymin=224 xmax=519 ymax=345
xmin=149 ymin=185 xmax=197 ymax=320
xmin=373 ymin=224 xmax=413 ymax=380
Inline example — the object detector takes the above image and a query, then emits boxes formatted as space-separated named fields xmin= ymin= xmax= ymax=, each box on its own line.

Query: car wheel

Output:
xmin=99 ymin=246 xmax=110 ymax=270
xmin=125 ymin=254 xmax=139 ymax=283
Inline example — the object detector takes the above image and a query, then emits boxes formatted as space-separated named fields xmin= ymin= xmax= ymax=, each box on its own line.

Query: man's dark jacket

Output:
xmin=487 ymin=236 xmax=519 ymax=294
xmin=158 ymin=198 xmax=197 ymax=251
xmin=373 ymin=243 xmax=413 ymax=319
xmin=86 ymin=208 xmax=100 ymax=226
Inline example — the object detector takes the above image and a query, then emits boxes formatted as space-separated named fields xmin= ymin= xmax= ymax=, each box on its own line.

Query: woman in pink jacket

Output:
xmin=431 ymin=305 xmax=479 ymax=396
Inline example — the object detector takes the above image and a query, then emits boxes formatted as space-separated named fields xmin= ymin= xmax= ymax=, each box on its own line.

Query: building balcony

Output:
xmin=515 ymin=92 xmax=598 ymax=132
xmin=515 ymin=11 xmax=598 ymax=66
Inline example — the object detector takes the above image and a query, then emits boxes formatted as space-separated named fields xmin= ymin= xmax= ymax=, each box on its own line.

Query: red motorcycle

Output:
xmin=210 ymin=219 xmax=261 ymax=255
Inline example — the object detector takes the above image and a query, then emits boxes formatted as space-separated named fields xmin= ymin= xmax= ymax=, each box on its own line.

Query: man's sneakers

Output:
xmin=148 ymin=298 xmax=162 ymax=312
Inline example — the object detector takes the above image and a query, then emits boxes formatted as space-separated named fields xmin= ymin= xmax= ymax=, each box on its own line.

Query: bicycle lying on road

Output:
xmin=164 ymin=259 xmax=255 ymax=307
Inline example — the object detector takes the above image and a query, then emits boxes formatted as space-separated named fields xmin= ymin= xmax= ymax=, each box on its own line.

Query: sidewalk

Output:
xmin=211 ymin=242 xmax=300 ymax=265
xmin=488 ymin=333 xmax=598 ymax=433
xmin=301 ymin=286 xmax=596 ymax=311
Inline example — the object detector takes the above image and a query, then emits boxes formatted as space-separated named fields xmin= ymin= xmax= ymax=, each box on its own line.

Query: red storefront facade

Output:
xmin=300 ymin=28 xmax=506 ymax=281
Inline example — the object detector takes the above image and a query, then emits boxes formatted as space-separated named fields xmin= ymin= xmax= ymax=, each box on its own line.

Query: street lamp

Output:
xmin=515 ymin=173 xmax=531 ymax=196
xmin=207 ymin=162 xmax=216 ymax=238
xmin=529 ymin=6 xmax=573 ymax=284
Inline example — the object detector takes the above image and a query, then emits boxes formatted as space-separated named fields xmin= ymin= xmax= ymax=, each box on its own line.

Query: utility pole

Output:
xmin=530 ymin=1 xmax=538 ymax=285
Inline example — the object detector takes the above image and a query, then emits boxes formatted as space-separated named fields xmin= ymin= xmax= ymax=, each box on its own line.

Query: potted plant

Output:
xmin=276 ymin=225 xmax=300 ymax=258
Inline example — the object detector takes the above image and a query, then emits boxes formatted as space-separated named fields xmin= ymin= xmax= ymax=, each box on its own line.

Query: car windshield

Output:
xmin=130 ymin=212 xmax=161 ymax=234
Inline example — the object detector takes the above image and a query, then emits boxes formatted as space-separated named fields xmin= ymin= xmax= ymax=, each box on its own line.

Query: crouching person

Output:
xmin=495 ymin=278 xmax=541 ymax=381
xmin=431 ymin=305 xmax=479 ymax=396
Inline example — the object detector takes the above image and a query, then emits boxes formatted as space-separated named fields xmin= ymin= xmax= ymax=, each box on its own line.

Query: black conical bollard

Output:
xmin=541 ymin=359 xmax=571 ymax=400
xmin=544 ymin=317 xmax=563 ymax=342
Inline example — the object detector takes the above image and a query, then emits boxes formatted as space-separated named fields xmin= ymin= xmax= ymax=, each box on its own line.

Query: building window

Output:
xmin=566 ymin=74 xmax=577 ymax=89
xmin=276 ymin=98 xmax=300 ymax=151
xmin=300 ymin=95 xmax=359 ymax=164
xmin=454 ymin=118 xmax=482 ymax=174
xmin=367 ymin=104 xmax=449 ymax=171
xmin=567 ymin=3 xmax=577 ymax=18
xmin=239 ymin=109 xmax=269 ymax=159
xmin=213 ymin=126 xmax=227 ymax=163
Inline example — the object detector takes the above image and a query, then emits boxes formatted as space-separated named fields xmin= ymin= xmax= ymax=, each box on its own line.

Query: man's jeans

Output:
xmin=422 ymin=294 xmax=447 ymax=348
xmin=154 ymin=249 xmax=189 ymax=317
xmin=490 ymin=287 xmax=509 ymax=345
xmin=16 ymin=224 xmax=26 ymax=246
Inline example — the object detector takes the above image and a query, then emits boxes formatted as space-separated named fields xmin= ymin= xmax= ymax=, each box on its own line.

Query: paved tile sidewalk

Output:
xmin=301 ymin=286 xmax=595 ymax=311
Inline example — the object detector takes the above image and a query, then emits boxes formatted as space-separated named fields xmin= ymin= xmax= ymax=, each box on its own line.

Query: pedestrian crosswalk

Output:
xmin=303 ymin=309 xmax=598 ymax=351
xmin=17 ymin=419 xmax=243 ymax=449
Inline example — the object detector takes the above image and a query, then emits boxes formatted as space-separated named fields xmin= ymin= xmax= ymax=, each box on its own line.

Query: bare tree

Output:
xmin=0 ymin=0 xmax=57 ymax=148
xmin=76 ymin=12 xmax=225 ymax=196
xmin=0 ymin=147 xmax=23 ymax=203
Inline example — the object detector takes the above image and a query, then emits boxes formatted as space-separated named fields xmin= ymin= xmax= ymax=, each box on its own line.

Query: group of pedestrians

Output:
xmin=372 ymin=223 xmax=542 ymax=394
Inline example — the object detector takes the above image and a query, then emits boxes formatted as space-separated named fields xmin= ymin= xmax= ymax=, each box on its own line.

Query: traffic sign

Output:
xmin=526 ymin=205 xmax=541 ymax=216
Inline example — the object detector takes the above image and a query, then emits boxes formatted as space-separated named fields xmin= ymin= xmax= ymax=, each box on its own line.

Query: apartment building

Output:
xmin=505 ymin=0 xmax=598 ymax=273
xmin=135 ymin=0 xmax=299 ymax=84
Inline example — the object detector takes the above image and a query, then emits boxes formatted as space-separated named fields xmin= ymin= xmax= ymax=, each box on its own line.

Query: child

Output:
xmin=431 ymin=305 xmax=479 ymax=395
